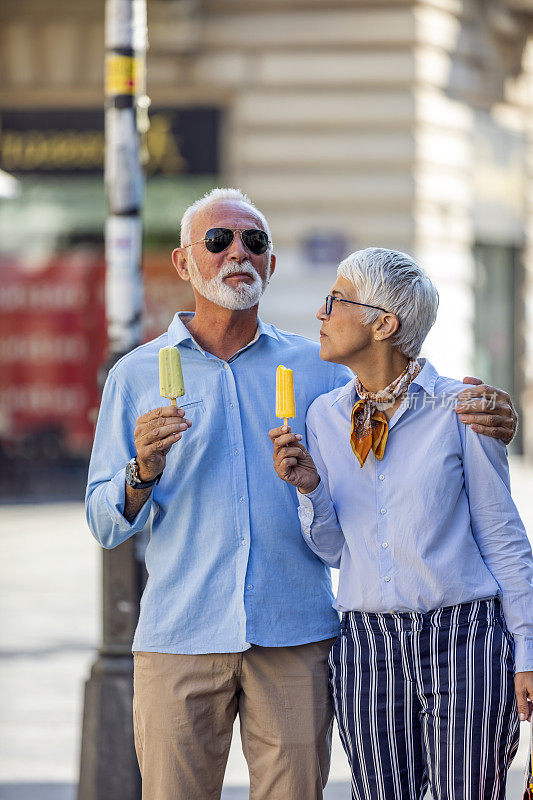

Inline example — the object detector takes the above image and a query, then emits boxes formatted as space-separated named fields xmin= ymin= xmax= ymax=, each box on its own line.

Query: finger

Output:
xmin=469 ymin=425 xmax=513 ymax=445
xmin=147 ymin=432 xmax=183 ymax=453
xmin=279 ymin=456 xmax=298 ymax=475
xmin=461 ymin=376 xmax=483 ymax=386
xmin=272 ymin=433 xmax=302 ymax=456
xmin=136 ymin=409 xmax=186 ymax=435
xmin=140 ymin=406 xmax=186 ymax=423
xmin=516 ymin=689 xmax=530 ymax=721
xmin=465 ymin=383 xmax=511 ymax=404
xmin=138 ymin=420 xmax=190 ymax=445
xmin=269 ymin=426 xmax=290 ymax=442
xmin=457 ymin=414 xmax=507 ymax=428
xmin=469 ymin=424 xmax=506 ymax=440
xmin=455 ymin=400 xmax=508 ymax=414
xmin=458 ymin=383 xmax=511 ymax=406
xmin=139 ymin=417 xmax=191 ymax=443
xmin=275 ymin=446 xmax=304 ymax=463
xmin=457 ymin=384 xmax=489 ymax=400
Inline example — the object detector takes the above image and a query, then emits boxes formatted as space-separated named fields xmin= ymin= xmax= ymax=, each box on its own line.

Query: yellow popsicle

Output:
xmin=159 ymin=346 xmax=185 ymax=406
xmin=276 ymin=365 xmax=295 ymax=426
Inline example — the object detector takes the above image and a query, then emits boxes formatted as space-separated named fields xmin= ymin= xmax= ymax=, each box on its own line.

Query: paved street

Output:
xmin=1 ymin=456 xmax=533 ymax=799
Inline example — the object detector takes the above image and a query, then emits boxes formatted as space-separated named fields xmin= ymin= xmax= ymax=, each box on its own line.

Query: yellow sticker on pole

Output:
xmin=105 ymin=54 xmax=137 ymax=95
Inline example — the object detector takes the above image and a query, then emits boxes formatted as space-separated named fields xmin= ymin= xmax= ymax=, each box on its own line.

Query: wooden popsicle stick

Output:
xmin=283 ymin=417 xmax=288 ymax=427
xmin=171 ymin=398 xmax=177 ymax=406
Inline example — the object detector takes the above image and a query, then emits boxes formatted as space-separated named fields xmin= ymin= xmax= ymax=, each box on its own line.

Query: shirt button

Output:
xmin=247 ymin=584 xmax=253 ymax=590
xmin=240 ymin=496 xmax=245 ymax=503
xmin=241 ymin=539 xmax=246 ymax=546
xmin=223 ymin=363 xmax=229 ymax=370
xmin=382 ymin=542 xmax=389 ymax=549
xmin=230 ymin=403 xmax=235 ymax=409
xmin=380 ymin=507 xmax=387 ymax=515
xmin=233 ymin=449 xmax=238 ymax=456
xmin=379 ymin=474 xmax=385 ymax=481
xmin=384 ymin=576 xmax=391 ymax=582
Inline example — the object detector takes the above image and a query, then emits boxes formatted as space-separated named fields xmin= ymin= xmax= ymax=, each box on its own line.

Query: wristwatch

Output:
xmin=125 ymin=457 xmax=162 ymax=489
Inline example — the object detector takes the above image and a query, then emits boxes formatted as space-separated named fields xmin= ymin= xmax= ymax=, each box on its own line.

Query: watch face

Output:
xmin=125 ymin=460 xmax=138 ymax=486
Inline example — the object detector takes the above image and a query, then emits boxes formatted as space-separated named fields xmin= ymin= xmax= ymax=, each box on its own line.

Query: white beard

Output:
xmin=187 ymin=254 xmax=270 ymax=310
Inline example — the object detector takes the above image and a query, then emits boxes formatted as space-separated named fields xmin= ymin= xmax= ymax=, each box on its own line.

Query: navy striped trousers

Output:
xmin=329 ymin=598 xmax=520 ymax=800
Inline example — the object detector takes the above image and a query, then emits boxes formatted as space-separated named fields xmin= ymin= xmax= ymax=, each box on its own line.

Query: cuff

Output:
xmin=297 ymin=478 xmax=331 ymax=516
xmin=105 ymin=467 xmax=155 ymax=532
xmin=514 ymin=636 xmax=533 ymax=673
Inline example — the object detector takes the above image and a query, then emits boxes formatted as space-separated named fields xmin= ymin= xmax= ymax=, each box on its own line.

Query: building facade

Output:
xmin=1 ymin=0 xmax=533 ymax=454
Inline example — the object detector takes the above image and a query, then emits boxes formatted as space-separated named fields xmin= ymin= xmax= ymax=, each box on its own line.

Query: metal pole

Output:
xmin=78 ymin=2 xmax=148 ymax=797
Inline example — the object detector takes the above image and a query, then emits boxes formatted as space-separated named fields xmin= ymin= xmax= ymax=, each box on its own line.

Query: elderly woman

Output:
xmin=269 ymin=248 xmax=533 ymax=800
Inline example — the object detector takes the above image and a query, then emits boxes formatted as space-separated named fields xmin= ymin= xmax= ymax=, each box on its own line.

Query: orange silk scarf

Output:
xmin=350 ymin=359 xmax=422 ymax=467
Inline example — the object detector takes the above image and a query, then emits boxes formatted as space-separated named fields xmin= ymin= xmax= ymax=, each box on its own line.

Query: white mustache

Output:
xmin=218 ymin=261 xmax=258 ymax=281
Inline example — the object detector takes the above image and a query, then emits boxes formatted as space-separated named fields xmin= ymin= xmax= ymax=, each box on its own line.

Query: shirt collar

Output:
xmin=166 ymin=312 xmax=279 ymax=350
xmin=409 ymin=357 xmax=439 ymax=395
xmin=331 ymin=356 xmax=438 ymax=407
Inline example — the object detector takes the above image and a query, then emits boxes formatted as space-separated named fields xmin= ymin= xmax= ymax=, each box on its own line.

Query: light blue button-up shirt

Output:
xmin=298 ymin=358 xmax=533 ymax=672
xmin=86 ymin=312 xmax=352 ymax=654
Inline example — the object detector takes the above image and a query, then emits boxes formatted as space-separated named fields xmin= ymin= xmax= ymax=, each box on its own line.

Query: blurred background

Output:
xmin=1 ymin=0 xmax=533 ymax=798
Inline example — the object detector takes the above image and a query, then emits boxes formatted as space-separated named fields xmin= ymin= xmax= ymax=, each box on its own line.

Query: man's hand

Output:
xmin=455 ymin=377 xmax=517 ymax=445
xmin=269 ymin=426 xmax=320 ymax=494
xmin=135 ymin=406 xmax=192 ymax=481
xmin=515 ymin=671 xmax=533 ymax=722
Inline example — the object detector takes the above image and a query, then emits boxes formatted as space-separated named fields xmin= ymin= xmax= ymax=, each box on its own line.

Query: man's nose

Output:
xmin=225 ymin=232 xmax=247 ymax=260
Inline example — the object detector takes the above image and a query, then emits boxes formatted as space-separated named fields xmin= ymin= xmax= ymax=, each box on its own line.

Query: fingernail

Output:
xmin=520 ymin=712 xmax=527 ymax=721
xmin=282 ymin=426 xmax=288 ymax=432
xmin=296 ymin=434 xmax=302 ymax=440
xmin=460 ymin=415 xmax=467 ymax=422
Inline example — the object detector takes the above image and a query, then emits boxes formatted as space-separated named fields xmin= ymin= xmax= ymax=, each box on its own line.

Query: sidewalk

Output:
xmin=1 ymin=456 xmax=533 ymax=799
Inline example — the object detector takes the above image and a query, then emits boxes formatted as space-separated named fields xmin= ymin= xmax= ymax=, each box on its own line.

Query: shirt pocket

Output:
xmin=155 ymin=398 xmax=206 ymax=480
xmin=178 ymin=399 xmax=205 ymax=414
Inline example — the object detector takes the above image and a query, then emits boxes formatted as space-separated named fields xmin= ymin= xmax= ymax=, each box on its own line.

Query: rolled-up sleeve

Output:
xmin=461 ymin=423 xmax=533 ymax=672
xmin=85 ymin=370 xmax=157 ymax=549
xmin=297 ymin=418 xmax=345 ymax=568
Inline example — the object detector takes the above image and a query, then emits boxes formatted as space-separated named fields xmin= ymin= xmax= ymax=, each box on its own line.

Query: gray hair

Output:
xmin=337 ymin=247 xmax=439 ymax=359
xmin=179 ymin=187 xmax=273 ymax=253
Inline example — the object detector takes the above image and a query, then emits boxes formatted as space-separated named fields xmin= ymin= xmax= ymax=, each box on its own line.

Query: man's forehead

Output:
xmin=192 ymin=199 xmax=265 ymax=231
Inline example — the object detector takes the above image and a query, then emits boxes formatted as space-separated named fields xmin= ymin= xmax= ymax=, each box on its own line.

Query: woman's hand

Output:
xmin=268 ymin=426 xmax=320 ymax=494
xmin=515 ymin=671 xmax=533 ymax=721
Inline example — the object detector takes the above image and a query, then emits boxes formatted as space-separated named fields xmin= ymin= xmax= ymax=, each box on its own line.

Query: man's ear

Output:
xmin=172 ymin=247 xmax=191 ymax=282
xmin=268 ymin=253 xmax=276 ymax=280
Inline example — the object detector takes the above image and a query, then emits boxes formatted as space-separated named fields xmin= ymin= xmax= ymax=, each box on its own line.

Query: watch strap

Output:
xmin=126 ymin=458 xmax=163 ymax=489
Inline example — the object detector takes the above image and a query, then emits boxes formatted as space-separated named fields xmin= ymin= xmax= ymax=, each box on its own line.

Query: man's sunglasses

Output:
xmin=184 ymin=228 xmax=271 ymax=256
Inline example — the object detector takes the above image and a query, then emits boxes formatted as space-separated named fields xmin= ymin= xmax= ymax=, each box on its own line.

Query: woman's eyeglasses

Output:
xmin=184 ymin=228 xmax=271 ymax=256
xmin=324 ymin=294 xmax=392 ymax=316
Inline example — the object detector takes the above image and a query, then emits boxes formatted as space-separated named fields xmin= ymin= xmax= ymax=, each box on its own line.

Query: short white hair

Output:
xmin=337 ymin=247 xmax=439 ymax=359
xmin=179 ymin=187 xmax=273 ymax=253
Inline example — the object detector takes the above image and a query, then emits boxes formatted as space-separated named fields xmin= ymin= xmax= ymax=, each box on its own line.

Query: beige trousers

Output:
xmin=132 ymin=638 xmax=336 ymax=800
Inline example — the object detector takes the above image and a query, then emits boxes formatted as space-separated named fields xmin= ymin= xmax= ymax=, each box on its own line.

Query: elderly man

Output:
xmin=86 ymin=188 xmax=517 ymax=800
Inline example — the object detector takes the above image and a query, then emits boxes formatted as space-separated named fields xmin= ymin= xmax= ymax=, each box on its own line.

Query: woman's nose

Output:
xmin=317 ymin=303 xmax=327 ymax=321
